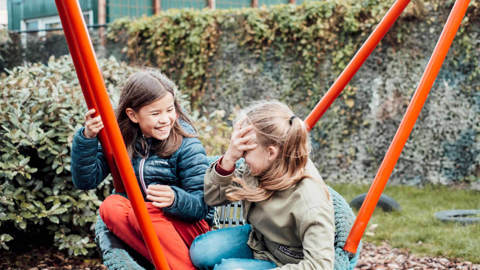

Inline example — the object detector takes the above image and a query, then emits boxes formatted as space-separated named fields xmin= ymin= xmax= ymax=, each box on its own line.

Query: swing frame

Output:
xmin=54 ymin=0 xmax=471 ymax=268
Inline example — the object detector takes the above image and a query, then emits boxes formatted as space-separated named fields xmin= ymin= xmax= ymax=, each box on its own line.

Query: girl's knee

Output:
xmin=99 ymin=195 xmax=129 ymax=227
xmin=190 ymin=232 xmax=219 ymax=269
xmin=189 ymin=225 xmax=253 ymax=269
xmin=99 ymin=197 xmax=113 ymax=223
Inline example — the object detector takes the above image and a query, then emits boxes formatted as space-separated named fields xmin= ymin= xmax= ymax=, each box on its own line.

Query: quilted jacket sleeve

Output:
xmin=203 ymin=159 xmax=234 ymax=207
xmin=71 ymin=127 xmax=110 ymax=190
xmin=203 ymin=158 xmax=248 ymax=207
xmin=162 ymin=137 xmax=210 ymax=222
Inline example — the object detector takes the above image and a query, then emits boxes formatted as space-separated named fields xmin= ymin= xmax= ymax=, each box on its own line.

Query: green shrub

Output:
xmin=0 ymin=56 xmax=140 ymax=255
xmin=0 ymin=55 xmax=232 ymax=255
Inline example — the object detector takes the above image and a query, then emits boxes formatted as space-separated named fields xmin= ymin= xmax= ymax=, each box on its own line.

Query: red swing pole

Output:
xmin=304 ymin=0 xmax=411 ymax=131
xmin=344 ymin=0 xmax=471 ymax=253
xmin=56 ymin=2 xmax=124 ymax=194
xmin=55 ymin=1 xmax=170 ymax=269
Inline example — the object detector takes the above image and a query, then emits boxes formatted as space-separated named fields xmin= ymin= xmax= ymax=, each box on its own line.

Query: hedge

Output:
xmin=0 ymin=56 xmax=141 ymax=255
xmin=0 ymin=55 xmax=231 ymax=255
xmin=107 ymin=0 xmax=479 ymax=186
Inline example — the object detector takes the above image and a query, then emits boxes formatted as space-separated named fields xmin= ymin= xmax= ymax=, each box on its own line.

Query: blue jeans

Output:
xmin=189 ymin=224 xmax=276 ymax=270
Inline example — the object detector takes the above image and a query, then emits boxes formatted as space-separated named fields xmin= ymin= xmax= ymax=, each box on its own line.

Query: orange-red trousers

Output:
xmin=99 ymin=194 xmax=210 ymax=270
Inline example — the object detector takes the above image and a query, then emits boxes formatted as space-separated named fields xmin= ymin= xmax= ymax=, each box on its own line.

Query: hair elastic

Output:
xmin=289 ymin=115 xmax=297 ymax=125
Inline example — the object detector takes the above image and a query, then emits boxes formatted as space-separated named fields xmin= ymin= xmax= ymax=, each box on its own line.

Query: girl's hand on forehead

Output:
xmin=238 ymin=125 xmax=257 ymax=145
xmin=224 ymin=121 xmax=257 ymax=165
xmin=83 ymin=109 xmax=104 ymax=139
xmin=146 ymin=184 xmax=175 ymax=208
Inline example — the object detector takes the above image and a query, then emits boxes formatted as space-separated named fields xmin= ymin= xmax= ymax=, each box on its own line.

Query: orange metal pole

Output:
xmin=304 ymin=0 xmax=411 ymax=131
xmin=344 ymin=0 xmax=470 ymax=253
xmin=55 ymin=1 xmax=170 ymax=269
xmin=57 ymin=2 xmax=124 ymax=193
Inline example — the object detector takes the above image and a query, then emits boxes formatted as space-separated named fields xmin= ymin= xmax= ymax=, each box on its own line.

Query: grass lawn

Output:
xmin=328 ymin=183 xmax=480 ymax=263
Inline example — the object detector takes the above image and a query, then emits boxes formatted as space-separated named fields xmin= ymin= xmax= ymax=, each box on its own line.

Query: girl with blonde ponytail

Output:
xmin=190 ymin=101 xmax=335 ymax=270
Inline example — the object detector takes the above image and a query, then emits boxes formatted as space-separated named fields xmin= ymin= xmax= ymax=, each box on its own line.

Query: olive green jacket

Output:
xmin=204 ymin=159 xmax=335 ymax=269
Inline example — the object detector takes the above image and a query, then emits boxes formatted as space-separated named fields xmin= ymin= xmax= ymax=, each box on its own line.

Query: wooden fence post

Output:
xmin=153 ymin=0 xmax=161 ymax=14
xmin=208 ymin=0 xmax=215 ymax=10
xmin=98 ymin=0 xmax=106 ymax=46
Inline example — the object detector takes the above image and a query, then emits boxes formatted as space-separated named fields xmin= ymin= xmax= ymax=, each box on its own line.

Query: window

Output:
xmin=25 ymin=20 xmax=38 ymax=31
xmin=45 ymin=22 xmax=61 ymax=30
xmin=25 ymin=20 xmax=39 ymax=37
xmin=83 ymin=12 xmax=91 ymax=25
xmin=45 ymin=22 xmax=62 ymax=37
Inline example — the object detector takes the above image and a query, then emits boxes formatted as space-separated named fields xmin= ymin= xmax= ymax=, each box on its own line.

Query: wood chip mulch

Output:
xmin=2 ymin=242 xmax=479 ymax=269
xmin=355 ymin=242 xmax=480 ymax=270
xmin=0 ymin=246 xmax=106 ymax=270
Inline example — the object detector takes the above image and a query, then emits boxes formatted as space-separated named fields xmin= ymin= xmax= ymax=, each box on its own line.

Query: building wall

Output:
xmin=7 ymin=0 xmax=22 ymax=30
xmin=258 ymin=0 xmax=288 ymax=7
xmin=216 ymin=0 xmax=251 ymax=9
xmin=0 ymin=0 xmax=7 ymax=27
xmin=7 ymin=0 xmax=318 ymax=31
xmin=160 ymin=0 xmax=206 ymax=10
xmin=7 ymin=0 xmax=97 ymax=31
xmin=22 ymin=0 xmax=95 ymax=20
xmin=106 ymin=0 xmax=153 ymax=23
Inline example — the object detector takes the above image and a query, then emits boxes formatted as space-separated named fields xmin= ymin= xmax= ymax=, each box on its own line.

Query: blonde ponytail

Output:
xmin=225 ymin=101 xmax=310 ymax=202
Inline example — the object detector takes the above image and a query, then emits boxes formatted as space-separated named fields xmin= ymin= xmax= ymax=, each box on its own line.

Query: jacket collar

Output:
xmin=134 ymin=135 xmax=156 ymax=158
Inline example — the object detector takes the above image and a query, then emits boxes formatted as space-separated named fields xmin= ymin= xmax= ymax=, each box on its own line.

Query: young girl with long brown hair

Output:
xmin=190 ymin=101 xmax=336 ymax=269
xmin=71 ymin=70 xmax=211 ymax=269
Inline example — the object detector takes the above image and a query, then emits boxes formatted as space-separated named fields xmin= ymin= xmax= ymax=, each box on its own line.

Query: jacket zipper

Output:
xmin=138 ymin=137 xmax=150 ymax=197
xmin=139 ymin=158 xmax=148 ymax=196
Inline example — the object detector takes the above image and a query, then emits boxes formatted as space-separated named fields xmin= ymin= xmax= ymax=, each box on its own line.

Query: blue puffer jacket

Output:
xmin=71 ymin=123 xmax=212 ymax=224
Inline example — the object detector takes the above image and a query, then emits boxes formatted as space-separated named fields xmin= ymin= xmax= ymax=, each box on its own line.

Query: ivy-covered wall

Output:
xmin=108 ymin=0 xmax=479 ymax=186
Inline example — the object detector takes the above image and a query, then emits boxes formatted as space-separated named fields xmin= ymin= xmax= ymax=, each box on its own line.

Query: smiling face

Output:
xmin=125 ymin=92 xmax=177 ymax=140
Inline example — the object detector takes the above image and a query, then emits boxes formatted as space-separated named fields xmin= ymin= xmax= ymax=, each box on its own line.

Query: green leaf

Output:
xmin=48 ymin=216 xmax=59 ymax=224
